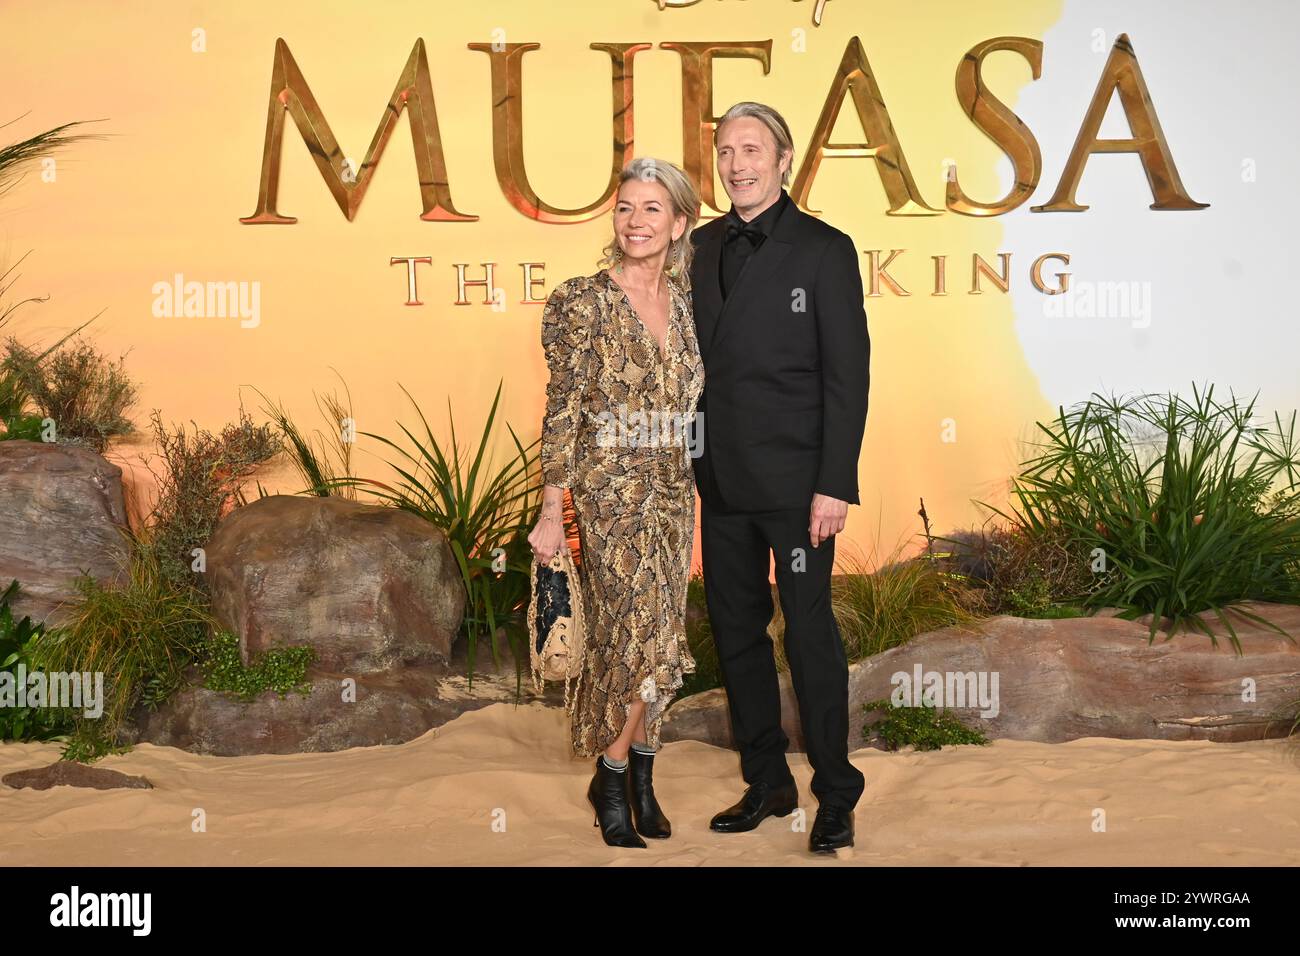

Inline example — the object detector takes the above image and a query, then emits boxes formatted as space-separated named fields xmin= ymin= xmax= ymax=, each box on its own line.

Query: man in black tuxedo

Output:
xmin=688 ymin=101 xmax=870 ymax=853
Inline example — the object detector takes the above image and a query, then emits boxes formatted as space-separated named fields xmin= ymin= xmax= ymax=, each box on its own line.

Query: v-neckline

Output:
xmin=604 ymin=269 xmax=674 ymax=363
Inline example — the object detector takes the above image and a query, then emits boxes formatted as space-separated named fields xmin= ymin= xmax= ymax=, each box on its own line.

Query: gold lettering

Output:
xmin=865 ymin=249 xmax=909 ymax=296
xmin=1031 ymin=253 xmax=1071 ymax=294
xmin=971 ymin=252 xmax=1011 ymax=293
xmin=949 ymin=37 xmax=1043 ymax=216
xmin=661 ymin=40 xmax=773 ymax=216
xmin=932 ymin=254 xmax=947 ymax=296
xmin=520 ymin=263 xmax=547 ymax=304
xmin=241 ymin=39 xmax=475 ymax=224
xmin=467 ymin=42 xmax=649 ymax=223
xmin=391 ymin=256 xmax=432 ymax=305
xmin=454 ymin=262 xmax=498 ymax=305
xmin=1034 ymin=33 xmax=1208 ymax=212
xmin=792 ymin=36 xmax=941 ymax=217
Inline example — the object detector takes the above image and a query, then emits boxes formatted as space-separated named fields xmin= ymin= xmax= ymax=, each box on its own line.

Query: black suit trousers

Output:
xmin=700 ymin=494 xmax=865 ymax=813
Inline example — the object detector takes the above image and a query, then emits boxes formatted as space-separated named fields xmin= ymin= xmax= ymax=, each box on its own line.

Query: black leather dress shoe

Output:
xmin=809 ymin=805 xmax=854 ymax=853
xmin=709 ymin=779 xmax=799 ymax=833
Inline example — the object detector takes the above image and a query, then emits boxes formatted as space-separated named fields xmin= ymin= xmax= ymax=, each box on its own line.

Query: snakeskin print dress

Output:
xmin=539 ymin=267 xmax=704 ymax=758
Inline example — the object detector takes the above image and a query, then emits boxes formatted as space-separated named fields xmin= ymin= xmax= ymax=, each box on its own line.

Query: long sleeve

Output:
xmin=539 ymin=279 xmax=595 ymax=489
xmin=813 ymin=232 xmax=870 ymax=505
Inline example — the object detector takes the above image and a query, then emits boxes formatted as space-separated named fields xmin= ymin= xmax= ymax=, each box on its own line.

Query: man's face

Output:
xmin=716 ymin=115 xmax=790 ymax=219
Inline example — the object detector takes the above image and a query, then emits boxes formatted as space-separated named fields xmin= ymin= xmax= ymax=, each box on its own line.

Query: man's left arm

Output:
xmin=810 ymin=231 xmax=870 ymax=544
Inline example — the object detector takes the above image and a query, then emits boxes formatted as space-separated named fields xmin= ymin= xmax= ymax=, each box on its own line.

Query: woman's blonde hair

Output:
xmin=599 ymin=157 xmax=700 ymax=278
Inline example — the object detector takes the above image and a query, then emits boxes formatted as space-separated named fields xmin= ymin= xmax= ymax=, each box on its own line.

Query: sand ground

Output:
xmin=2 ymin=701 xmax=1298 ymax=866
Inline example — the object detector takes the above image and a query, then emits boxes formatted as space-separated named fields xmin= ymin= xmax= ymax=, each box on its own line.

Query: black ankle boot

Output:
xmin=627 ymin=748 xmax=671 ymax=838
xmin=587 ymin=756 xmax=646 ymax=848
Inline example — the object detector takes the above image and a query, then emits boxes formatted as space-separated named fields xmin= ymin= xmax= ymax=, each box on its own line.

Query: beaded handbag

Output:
xmin=528 ymin=541 xmax=588 ymax=713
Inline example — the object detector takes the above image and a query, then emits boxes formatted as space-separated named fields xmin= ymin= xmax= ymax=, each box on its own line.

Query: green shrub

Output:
xmin=58 ymin=726 xmax=131 ymax=762
xmin=0 ymin=580 xmax=76 ymax=742
xmin=862 ymin=697 xmax=989 ymax=751
xmin=1 ymin=335 xmax=137 ymax=451
xmin=941 ymin=524 xmax=1099 ymax=618
xmin=1 ymin=412 xmax=46 ymax=442
xmin=144 ymin=405 xmax=280 ymax=591
xmin=0 ymin=252 xmax=99 ymax=437
xmin=28 ymin=537 xmax=216 ymax=759
xmin=198 ymin=630 xmax=315 ymax=701
xmin=253 ymin=371 xmax=358 ymax=500
xmin=984 ymin=384 xmax=1300 ymax=650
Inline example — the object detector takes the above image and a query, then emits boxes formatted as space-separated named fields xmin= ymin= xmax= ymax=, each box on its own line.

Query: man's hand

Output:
xmin=809 ymin=493 xmax=848 ymax=548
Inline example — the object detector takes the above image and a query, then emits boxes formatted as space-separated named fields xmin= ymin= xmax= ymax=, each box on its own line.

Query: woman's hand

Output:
xmin=528 ymin=509 xmax=566 ymax=565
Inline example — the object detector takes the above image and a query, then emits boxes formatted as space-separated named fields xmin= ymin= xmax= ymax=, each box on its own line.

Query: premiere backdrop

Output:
xmin=3 ymin=0 xmax=1293 ymax=574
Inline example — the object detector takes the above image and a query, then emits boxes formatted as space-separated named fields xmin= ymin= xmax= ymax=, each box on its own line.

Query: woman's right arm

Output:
xmin=530 ymin=280 xmax=594 ymax=563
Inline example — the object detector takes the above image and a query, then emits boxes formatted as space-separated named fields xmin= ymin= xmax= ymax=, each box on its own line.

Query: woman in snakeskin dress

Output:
xmin=528 ymin=158 xmax=704 ymax=848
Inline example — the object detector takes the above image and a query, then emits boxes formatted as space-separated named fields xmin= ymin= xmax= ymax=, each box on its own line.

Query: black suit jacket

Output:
xmin=689 ymin=196 xmax=870 ymax=512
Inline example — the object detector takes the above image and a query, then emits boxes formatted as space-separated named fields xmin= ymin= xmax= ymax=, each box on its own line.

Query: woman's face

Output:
xmin=613 ymin=177 xmax=686 ymax=266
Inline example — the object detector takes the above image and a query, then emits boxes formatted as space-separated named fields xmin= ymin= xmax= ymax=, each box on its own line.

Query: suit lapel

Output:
xmin=694 ymin=225 xmax=725 ymax=353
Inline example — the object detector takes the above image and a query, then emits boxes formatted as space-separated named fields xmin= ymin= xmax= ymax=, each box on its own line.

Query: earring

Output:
xmin=665 ymin=244 xmax=678 ymax=275
xmin=613 ymin=246 xmax=625 ymax=274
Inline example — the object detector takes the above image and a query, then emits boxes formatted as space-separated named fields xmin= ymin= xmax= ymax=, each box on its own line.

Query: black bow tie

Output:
xmin=724 ymin=220 xmax=766 ymax=249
